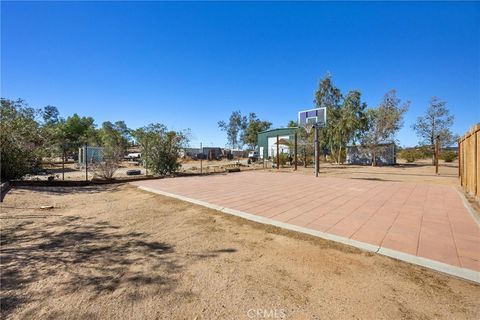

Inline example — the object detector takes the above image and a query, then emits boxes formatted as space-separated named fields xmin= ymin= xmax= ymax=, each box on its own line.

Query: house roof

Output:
xmin=258 ymin=127 xmax=298 ymax=134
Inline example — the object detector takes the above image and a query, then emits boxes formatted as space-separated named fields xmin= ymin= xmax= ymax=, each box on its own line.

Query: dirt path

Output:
xmin=1 ymin=184 xmax=479 ymax=319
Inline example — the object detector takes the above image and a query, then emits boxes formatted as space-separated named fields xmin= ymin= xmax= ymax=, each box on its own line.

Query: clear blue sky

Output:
xmin=2 ymin=1 xmax=479 ymax=148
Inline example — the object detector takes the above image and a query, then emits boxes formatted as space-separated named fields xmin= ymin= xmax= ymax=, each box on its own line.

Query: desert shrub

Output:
xmin=300 ymin=155 xmax=314 ymax=167
xmin=134 ymin=124 xmax=189 ymax=176
xmin=94 ymin=121 xmax=130 ymax=180
xmin=416 ymin=146 xmax=433 ymax=159
xmin=272 ymin=153 xmax=289 ymax=167
xmin=93 ymin=150 xmax=123 ymax=180
xmin=398 ymin=149 xmax=421 ymax=162
xmin=440 ymin=150 xmax=457 ymax=162
xmin=297 ymin=147 xmax=314 ymax=167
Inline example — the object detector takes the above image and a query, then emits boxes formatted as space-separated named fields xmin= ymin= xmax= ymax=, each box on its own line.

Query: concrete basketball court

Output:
xmin=132 ymin=171 xmax=480 ymax=281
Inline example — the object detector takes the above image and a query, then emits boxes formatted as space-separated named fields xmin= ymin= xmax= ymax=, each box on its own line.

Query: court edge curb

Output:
xmin=137 ymin=185 xmax=480 ymax=284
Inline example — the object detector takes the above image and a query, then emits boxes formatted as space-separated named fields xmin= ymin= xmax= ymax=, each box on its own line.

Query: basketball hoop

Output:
xmin=297 ymin=107 xmax=327 ymax=178
xmin=304 ymin=123 xmax=314 ymax=134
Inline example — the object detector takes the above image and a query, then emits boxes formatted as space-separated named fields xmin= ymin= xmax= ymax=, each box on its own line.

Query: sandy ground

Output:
xmin=270 ymin=159 xmax=460 ymax=186
xmin=28 ymin=159 xmax=259 ymax=181
xmin=29 ymin=159 xmax=457 ymax=186
xmin=1 ymin=184 xmax=479 ymax=319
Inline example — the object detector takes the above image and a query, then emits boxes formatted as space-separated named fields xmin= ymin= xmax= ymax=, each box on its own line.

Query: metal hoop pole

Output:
xmin=314 ymin=126 xmax=319 ymax=177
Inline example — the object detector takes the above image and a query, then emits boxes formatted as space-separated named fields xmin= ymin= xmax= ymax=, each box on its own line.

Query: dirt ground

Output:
xmin=1 ymin=184 xmax=479 ymax=319
xmin=28 ymin=159 xmax=259 ymax=181
xmin=30 ymin=159 xmax=458 ymax=187
xmin=271 ymin=159 xmax=460 ymax=186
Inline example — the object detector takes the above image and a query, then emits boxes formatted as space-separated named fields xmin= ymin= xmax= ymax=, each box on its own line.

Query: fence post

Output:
xmin=62 ymin=148 xmax=65 ymax=181
xmin=263 ymin=147 xmax=265 ymax=169
xmin=85 ymin=144 xmax=88 ymax=182
xmin=314 ymin=127 xmax=319 ymax=177
xmin=458 ymin=140 xmax=462 ymax=185
xmin=435 ymin=136 xmax=440 ymax=175
xmin=475 ymin=130 xmax=478 ymax=196
xmin=276 ymin=135 xmax=280 ymax=169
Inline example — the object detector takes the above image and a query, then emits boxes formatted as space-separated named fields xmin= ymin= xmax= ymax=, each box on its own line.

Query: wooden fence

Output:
xmin=459 ymin=124 xmax=479 ymax=199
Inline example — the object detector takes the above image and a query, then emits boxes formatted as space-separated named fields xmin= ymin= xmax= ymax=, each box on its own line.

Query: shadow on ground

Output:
xmin=43 ymin=167 xmax=79 ymax=174
xmin=350 ymin=177 xmax=397 ymax=182
xmin=8 ymin=184 xmax=122 ymax=197
xmin=0 ymin=214 xmax=178 ymax=318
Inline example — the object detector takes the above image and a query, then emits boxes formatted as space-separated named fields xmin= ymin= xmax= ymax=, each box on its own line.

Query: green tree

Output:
xmin=313 ymin=74 xmax=367 ymax=163
xmin=361 ymin=90 xmax=409 ymax=166
xmin=133 ymin=124 xmax=189 ymax=175
xmin=287 ymin=120 xmax=297 ymax=128
xmin=1 ymin=98 xmax=44 ymax=180
xmin=330 ymin=90 xmax=368 ymax=163
xmin=412 ymin=97 xmax=457 ymax=165
xmin=314 ymin=74 xmax=342 ymax=162
xmin=40 ymin=105 xmax=63 ymax=159
xmin=42 ymin=105 xmax=60 ymax=125
xmin=314 ymin=73 xmax=342 ymax=112
xmin=99 ymin=121 xmax=130 ymax=151
xmin=38 ymin=107 xmax=101 ymax=178
xmin=59 ymin=113 xmax=97 ymax=155
xmin=242 ymin=112 xmax=272 ymax=149
xmin=218 ymin=111 xmax=247 ymax=149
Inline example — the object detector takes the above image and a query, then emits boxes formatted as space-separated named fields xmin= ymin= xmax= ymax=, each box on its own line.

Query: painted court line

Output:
xmin=137 ymin=185 xmax=480 ymax=284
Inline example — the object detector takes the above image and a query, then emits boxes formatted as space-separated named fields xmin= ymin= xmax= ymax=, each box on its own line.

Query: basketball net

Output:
xmin=305 ymin=123 xmax=314 ymax=134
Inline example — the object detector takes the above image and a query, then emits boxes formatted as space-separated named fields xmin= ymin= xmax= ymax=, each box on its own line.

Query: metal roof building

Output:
xmin=256 ymin=127 xmax=298 ymax=159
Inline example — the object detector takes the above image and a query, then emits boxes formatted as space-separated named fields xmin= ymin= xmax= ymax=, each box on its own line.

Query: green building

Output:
xmin=256 ymin=127 xmax=298 ymax=159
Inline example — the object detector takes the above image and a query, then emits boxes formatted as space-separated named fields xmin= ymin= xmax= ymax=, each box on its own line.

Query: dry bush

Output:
xmin=93 ymin=149 xmax=123 ymax=180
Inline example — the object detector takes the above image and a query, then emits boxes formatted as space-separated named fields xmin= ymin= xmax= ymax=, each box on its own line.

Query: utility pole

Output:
xmin=200 ymin=142 xmax=203 ymax=174
xmin=317 ymin=131 xmax=321 ymax=173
